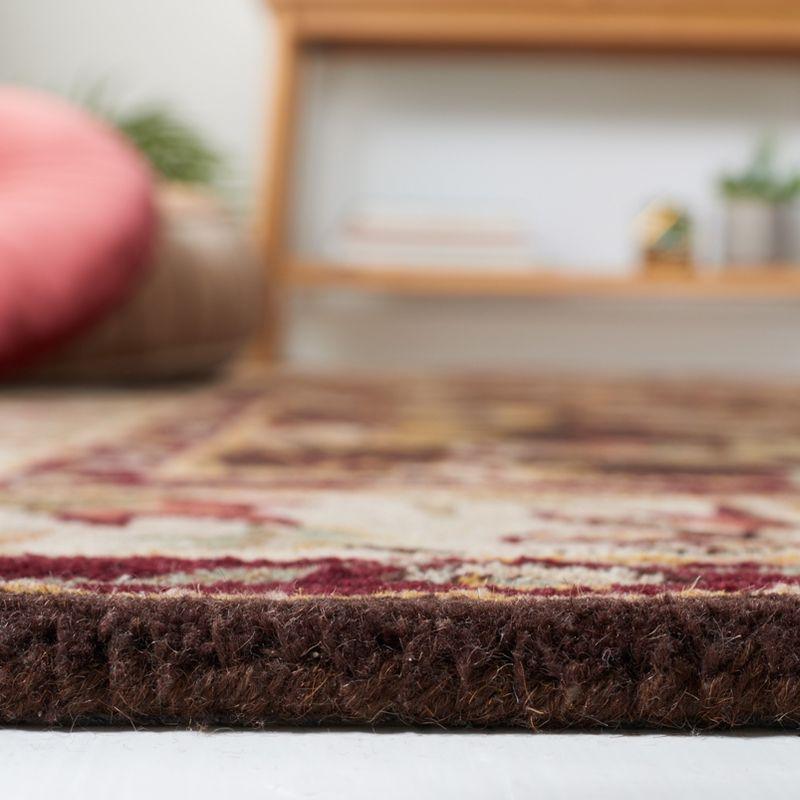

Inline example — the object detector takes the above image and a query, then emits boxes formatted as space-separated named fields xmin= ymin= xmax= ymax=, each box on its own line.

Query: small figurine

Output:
xmin=635 ymin=200 xmax=693 ymax=277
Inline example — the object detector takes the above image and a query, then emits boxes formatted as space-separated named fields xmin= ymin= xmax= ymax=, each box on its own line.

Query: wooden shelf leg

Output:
xmin=255 ymin=16 xmax=302 ymax=361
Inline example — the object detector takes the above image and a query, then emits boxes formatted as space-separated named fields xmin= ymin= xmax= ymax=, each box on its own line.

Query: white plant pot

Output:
xmin=774 ymin=201 xmax=800 ymax=265
xmin=724 ymin=199 xmax=777 ymax=267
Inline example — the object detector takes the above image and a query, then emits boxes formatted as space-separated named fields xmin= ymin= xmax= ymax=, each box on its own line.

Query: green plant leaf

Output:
xmin=72 ymin=84 xmax=222 ymax=185
xmin=113 ymin=107 xmax=222 ymax=185
xmin=718 ymin=135 xmax=798 ymax=203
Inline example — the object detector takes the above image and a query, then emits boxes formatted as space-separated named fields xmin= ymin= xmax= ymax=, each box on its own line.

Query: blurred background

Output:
xmin=2 ymin=0 xmax=800 ymax=377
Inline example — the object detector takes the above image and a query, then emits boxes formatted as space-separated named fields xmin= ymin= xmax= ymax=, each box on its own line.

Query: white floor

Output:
xmin=2 ymin=728 xmax=798 ymax=799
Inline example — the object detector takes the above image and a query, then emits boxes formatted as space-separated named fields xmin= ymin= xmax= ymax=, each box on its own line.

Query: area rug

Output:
xmin=2 ymin=372 xmax=800 ymax=729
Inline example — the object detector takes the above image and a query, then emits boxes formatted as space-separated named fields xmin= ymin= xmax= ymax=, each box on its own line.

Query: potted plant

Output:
xmin=719 ymin=139 xmax=799 ymax=267
xmin=773 ymin=174 xmax=800 ymax=265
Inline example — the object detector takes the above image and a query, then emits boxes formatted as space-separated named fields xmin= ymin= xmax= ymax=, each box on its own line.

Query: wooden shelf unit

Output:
xmin=290 ymin=262 xmax=800 ymax=298
xmin=258 ymin=0 xmax=800 ymax=357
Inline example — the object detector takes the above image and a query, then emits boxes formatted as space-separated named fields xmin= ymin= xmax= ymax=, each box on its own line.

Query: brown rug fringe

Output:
xmin=2 ymin=592 xmax=800 ymax=729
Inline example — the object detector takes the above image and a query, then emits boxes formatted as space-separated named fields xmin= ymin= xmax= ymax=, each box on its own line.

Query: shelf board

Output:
xmin=289 ymin=262 xmax=800 ymax=298
xmin=271 ymin=0 xmax=800 ymax=54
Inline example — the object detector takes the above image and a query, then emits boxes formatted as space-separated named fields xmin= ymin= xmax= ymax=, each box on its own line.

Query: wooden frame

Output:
xmin=258 ymin=0 xmax=800 ymax=358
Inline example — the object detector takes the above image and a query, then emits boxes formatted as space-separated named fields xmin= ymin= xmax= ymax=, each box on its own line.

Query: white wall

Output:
xmin=2 ymin=0 xmax=800 ymax=377
xmin=0 ymin=0 xmax=270 ymax=207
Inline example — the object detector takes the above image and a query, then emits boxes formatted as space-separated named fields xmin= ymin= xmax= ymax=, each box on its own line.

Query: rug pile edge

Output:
xmin=2 ymin=591 xmax=799 ymax=729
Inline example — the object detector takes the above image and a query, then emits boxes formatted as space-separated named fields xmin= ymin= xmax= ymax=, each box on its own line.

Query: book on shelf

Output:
xmin=324 ymin=206 xmax=536 ymax=271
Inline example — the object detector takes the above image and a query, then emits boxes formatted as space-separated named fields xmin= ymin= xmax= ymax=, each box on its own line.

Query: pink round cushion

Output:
xmin=0 ymin=87 xmax=155 ymax=372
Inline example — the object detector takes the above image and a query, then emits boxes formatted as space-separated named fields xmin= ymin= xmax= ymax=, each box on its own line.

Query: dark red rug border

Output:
xmin=2 ymin=592 xmax=800 ymax=729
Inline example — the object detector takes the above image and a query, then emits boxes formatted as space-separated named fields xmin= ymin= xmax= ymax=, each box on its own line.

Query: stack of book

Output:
xmin=326 ymin=206 xmax=536 ymax=271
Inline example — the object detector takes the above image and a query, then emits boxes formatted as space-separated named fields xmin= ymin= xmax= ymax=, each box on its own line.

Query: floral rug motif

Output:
xmin=2 ymin=373 xmax=800 ymax=728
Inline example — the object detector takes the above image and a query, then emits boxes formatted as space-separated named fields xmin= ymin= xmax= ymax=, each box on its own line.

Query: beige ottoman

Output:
xmin=36 ymin=185 xmax=263 ymax=381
